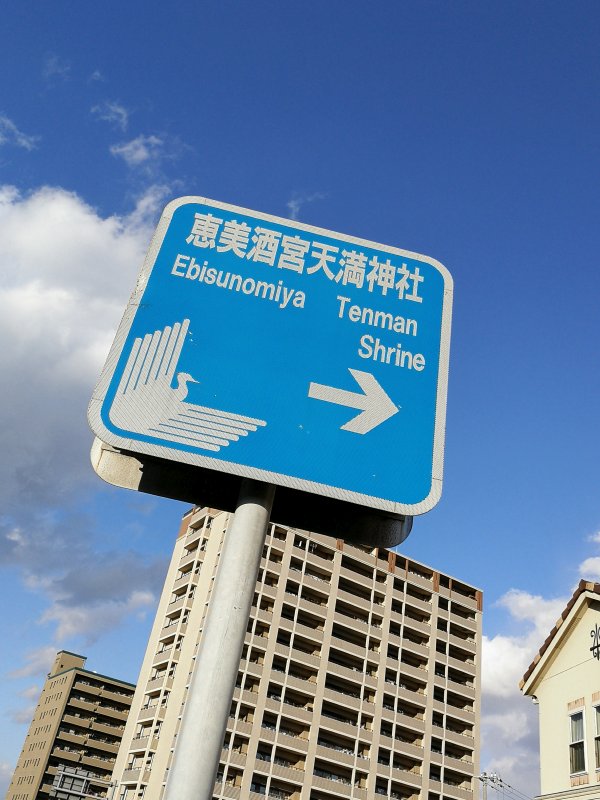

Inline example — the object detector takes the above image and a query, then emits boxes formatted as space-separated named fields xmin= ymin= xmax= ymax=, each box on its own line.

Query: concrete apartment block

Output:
xmin=6 ymin=651 xmax=135 ymax=800
xmin=112 ymin=507 xmax=482 ymax=800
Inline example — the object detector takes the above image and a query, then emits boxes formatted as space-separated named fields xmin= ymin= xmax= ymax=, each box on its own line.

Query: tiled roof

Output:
xmin=520 ymin=579 xmax=600 ymax=689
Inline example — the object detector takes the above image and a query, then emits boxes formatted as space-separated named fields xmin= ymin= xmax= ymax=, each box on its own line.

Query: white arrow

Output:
xmin=308 ymin=369 xmax=399 ymax=434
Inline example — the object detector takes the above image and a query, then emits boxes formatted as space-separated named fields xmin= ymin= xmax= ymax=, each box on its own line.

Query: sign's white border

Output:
xmin=88 ymin=196 xmax=453 ymax=516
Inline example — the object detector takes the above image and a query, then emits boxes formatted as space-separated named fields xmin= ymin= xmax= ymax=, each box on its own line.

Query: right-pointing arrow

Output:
xmin=308 ymin=368 xmax=399 ymax=434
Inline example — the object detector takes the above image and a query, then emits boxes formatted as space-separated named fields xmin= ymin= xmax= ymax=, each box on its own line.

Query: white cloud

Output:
xmin=0 ymin=184 xmax=161 ymax=513
xmin=0 ymin=761 xmax=13 ymax=799
xmin=19 ymin=685 xmax=41 ymax=701
xmin=579 ymin=556 xmax=600 ymax=580
xmin=496 ymin=589 xmax=565 ymax=636
xmin=41 ymin=590 xmax=155 ymax=643
xmin=0 ymin=115 xmax=39 ymax=151
xmin=89 ymin=69 xmax=105 ymax=82
xmin=0 ymin=182 xmax=174 ymax=721
xmin=9 ymin=704 xmax=37 ymax=725
xmin=110 ymin=134 xmax=164 ymax=167
xmin=42 ymin=54 xmax=70 ymax=83
xmin=286 ymin=191 xmax=328 ymax=221
xmin=91 ymin=100 xmax=130 ymax=131
xmin=481 ymin=589 xmax=568 ymax=798
xmin=9 ymin=645 xmax=56 ymax=679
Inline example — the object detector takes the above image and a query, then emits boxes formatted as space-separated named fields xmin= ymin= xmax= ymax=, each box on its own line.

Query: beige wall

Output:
xmin=533 ymin=599 xmax=600 ymax=796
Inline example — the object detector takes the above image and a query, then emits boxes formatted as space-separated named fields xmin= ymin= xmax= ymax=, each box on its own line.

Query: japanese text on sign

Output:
xmin=185 ymin=212 xmax=424 ymax=302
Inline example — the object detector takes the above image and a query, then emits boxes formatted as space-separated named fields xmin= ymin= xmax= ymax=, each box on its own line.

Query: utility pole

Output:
xmin=479 ymin=771 xmax=501 ymax=800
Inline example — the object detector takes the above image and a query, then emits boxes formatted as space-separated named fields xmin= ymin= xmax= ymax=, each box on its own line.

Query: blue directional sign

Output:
xmin=88 ymin=196 xmax=452 ymax=515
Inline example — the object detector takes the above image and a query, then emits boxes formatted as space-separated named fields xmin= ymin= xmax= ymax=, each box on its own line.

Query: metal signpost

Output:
xmin=88 ymin=196 xmax=453 ymax=800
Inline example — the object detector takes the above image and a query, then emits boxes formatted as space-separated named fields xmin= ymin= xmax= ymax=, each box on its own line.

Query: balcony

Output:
xmin=178 ymin=549 xmax=197 ymax=571
xmin=265 ymin=697 xmax=313 ymax=723
xmin=399 ymin=660 xmax=428 ymax=682
xmin=289 ymin=646 xmax=321 ymax=669
xmin=397 ymin=685 xmax=427 ymax=707
xmin=213 ymin=780 xmax=241 ymax=799
xmin=446 ymin=677 xmax=476 ymax=701
xmin=450 ymin=607 xmax=478 ymax=632
xmin=444 ymin=755 xmax=475 ymax=774
xmin=383 ymin=735 xmax=423 ymax=762
xmin=335 ymin=610 xmax=370 ymax=636
xmin=93 ymin=718 xmax=125 ymax=737
xmin=137 ymin=704 xmax=166 ymax=723
xmin=323 ymin=686 xmax=361 ymax=712
xmin=121 ymin=767 xmax=142 ymax=783
xmin=403 ymin=616 xmax=431 ymax=637
xmin=167 ymin=594 xmax=191 ymax=615
xmin=330 ymin=634 xmax=366 ymax=660
xmin=302 ymin=571 xmax=332 ymax=592
xmin=146 ymin=675 xmax=173 ymax=694
xmin=184 ymin=525 xmax=203 ymax=548
xmin=285 ymin=672 xmax=317 ymax=693
xmin=153 ymin=645 xmax=175 ymax=666
xmin=276 ymin=729 xmax=310 ymax=752
xmin=339 ymin=564 xmax=373 ymax=590
xmin=445 ymin=703 xmax=476 ymax=725
xmin=315 ymin=742 xmax=355 ymax=767
xmin=86 ymin=736 xmax=120 ymax=755
xmin=335 ymin=585 xmax=371 ymax=611
xmin=402 ymin=638 xmax=430 ymax=660
xmin=270 ymin=760 xmax=306 ymax=783
xmin=255 ymin=606 xmax=273 ymax=624
xmin=447 ymin=653 xmax=476 ymax=675
xmin=319 ymin=712 xmax=359 ymax=737
xmin=68 ymin=697 xmax=97 ymax=713
xmin=83 ymin=753 xmax=117 ymax=771
xmin=389 ymin=767 xmax=422 ymax=789
xmin=62 ymin=713 xmax=92 ymax=730
xmin=130 ymin=734 xmax=151 ymax=752
xmin=74 ymin=680 xmax=101 ymax=696
xmin=327 ymin=658 xmax=377 ymax=688
xmin=305 ymin=549 xmax=336 ymax=573
xmin=404 ymin=594 xmax=432 ymax=614
xmin=441 ymin=727 xmax=475 ymax=748
xmin=95 ymin=703 xmax=128 ymax=721
xmin=442 ymin=781 xmax=474 ymax=800
xmin=261 ymin=581 xmax=278 ymax=600
xmin=449 ymin=591 xmax=478 ymax=612
xmin=294 ymin=620 xmax=324 ymax=642
xmin=449 ymin=634 xmax=477 ymax=655
xmin=297 ymin=593 xmax=329 ymax=617
xmin=312 ymin=770 xmax=353 ymax=795
xmin=230 ymin=718 xmax=254 ymax=737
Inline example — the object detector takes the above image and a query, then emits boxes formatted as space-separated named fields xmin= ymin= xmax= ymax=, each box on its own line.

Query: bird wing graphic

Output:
xmin=116 ymin=320 xmax=189 ymax=396
xmin=150 ymin=403 xmax=267 ymax=453
xmin=109 ymin=319 xmax=266 ymax=454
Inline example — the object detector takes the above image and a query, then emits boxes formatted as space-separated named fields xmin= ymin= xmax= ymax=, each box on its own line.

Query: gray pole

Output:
xmin=163 ymin=479 xmax=275 ymax=800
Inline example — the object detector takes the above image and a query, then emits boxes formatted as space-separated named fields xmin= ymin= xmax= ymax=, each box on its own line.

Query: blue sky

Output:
xmin=0 ymin=1 xmax=599 ymax=795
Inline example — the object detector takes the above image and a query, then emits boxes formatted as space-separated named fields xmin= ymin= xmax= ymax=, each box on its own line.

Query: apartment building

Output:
xmin=6 ymin=651 xmax=135 ymax=800
xmin=112 ymin=507 xmax=482 ymax=800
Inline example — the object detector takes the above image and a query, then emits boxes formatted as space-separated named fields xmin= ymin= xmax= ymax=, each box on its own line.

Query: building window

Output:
xmin=595 ymin=706 xmax=600 ymax=768
xmin=570 ymin=711 xmax=586 ymax=774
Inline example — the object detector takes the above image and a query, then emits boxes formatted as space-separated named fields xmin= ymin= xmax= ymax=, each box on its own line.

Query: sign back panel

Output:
xmin=88 ymin=196 xmax=453 ymax=515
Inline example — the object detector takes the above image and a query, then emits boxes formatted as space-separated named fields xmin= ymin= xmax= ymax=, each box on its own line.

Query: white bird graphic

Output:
xmin=109 ymin=319 xmax=266 ymax=453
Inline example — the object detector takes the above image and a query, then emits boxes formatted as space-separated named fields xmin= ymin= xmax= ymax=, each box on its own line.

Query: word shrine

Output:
xmin=186 ymin=212 xmax=424 ymax=302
